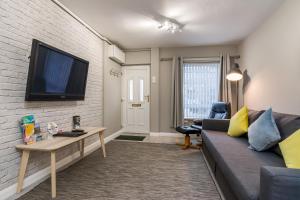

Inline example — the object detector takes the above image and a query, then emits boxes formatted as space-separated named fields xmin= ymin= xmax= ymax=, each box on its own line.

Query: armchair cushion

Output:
xmin=176 ymin=126 xmax=200 ymax=135
xmin=214 ymin=112 xmax=227 ymax=119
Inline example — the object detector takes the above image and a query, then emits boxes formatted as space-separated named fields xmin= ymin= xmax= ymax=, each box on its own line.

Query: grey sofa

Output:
xmin=202 ymin=110 xmax=300 ymax=200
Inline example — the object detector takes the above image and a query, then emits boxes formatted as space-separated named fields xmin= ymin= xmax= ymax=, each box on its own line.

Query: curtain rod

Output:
xmin=160 ymin=56 xmax=220 ymax=62
xmin=160 ymin=55 xmax=240 ymax=62
xmin=51 ymin=0 xmax=112 ymax=44
xmin=231 ymin=55 xmax=240 ymax=59
xmin=184 ymin=57 xmax=220 ymax=62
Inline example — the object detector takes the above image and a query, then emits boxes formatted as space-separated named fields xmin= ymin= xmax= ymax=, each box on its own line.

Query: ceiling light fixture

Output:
xmin=158 ymin=19 xmax=183 ymax=34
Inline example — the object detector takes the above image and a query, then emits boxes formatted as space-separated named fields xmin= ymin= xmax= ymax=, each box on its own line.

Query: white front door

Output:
xmin=122 ymin=66 xmax=150 ymax=133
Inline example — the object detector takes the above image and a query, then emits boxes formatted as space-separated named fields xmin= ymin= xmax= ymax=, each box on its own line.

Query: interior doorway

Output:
xmin=121 ymin=65 xmax=150 ymax=133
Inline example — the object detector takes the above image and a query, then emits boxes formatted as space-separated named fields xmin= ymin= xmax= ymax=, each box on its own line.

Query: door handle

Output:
xmin=144 ymin=95 xmax=150 ymax=102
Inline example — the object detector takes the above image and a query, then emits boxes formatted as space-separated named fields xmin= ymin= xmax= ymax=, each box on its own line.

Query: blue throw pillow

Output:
xmin=248 ymin=108 xmax=281 ymax=151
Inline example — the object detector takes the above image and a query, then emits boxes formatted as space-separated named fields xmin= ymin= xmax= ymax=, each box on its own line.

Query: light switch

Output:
xmin=152 ymin=76 xmax=156 ymax=83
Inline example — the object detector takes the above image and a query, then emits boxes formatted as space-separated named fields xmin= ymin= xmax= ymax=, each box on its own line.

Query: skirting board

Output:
xmin=150 ymin=132 xmax=183 ymax=137
xmin=0 ymin=130 xmax=123 ymax=200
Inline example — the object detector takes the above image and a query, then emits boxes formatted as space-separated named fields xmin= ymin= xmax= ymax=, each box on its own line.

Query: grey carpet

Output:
xmin=18 ymin=141 xmax=220 ymax=200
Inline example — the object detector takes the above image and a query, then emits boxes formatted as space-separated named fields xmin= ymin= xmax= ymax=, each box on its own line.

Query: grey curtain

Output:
xmin=171 ymin=56 xmax=184 ymax=128
xmin=219 ymin=54 xmax=233 ymax=108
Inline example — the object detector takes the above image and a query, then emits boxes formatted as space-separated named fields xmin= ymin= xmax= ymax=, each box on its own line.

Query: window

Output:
xmin=139 ymin=79 xmax=144 ymax=102
xmin=129 ymin=79 xmax=133 ymax=101
xmin=183 ymin=62 xmax=220 ymax=119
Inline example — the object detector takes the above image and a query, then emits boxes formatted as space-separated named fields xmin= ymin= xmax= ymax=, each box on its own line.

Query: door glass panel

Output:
xmin=129 ymin=80 xmax=133 ymax=101
xmin=140 ymin=79 xmax=144 ymax=102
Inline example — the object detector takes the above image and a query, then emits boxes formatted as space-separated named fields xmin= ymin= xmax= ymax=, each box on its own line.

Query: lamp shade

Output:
xmin=226 ymin=63 xmax=243 ymax=81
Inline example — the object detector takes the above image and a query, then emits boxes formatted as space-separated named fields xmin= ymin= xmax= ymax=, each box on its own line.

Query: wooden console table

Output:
xmin=15 ymin=127 xmax=106 ymax=198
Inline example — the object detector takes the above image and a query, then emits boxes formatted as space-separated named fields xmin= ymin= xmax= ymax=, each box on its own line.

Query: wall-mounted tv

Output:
xmin=25 ymin=39 xmax=89 ymax=101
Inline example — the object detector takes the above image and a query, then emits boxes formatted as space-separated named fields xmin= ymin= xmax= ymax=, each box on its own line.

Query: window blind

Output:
xmin=183 ymin=62 xmax=220 ymax=119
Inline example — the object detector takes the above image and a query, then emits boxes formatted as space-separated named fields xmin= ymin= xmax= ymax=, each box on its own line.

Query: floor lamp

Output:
xmin=226 ymin=63 xmax=243 ymax=112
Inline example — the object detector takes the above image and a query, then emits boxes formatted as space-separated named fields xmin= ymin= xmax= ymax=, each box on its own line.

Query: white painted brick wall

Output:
xmin=0 ymin=0 xmax=104 ymax=190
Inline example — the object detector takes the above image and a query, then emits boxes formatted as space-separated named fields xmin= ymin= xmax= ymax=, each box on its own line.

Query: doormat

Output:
xmin=115 ymin=135 xmax=146 ymax=141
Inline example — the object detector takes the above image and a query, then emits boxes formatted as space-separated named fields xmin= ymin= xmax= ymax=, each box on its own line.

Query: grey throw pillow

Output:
xmin=248 ymin=108 xmax=281 ymax=151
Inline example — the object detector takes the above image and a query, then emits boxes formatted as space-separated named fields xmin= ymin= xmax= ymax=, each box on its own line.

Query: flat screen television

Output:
xmin=25 ymin=39 xmax=89 ymax=101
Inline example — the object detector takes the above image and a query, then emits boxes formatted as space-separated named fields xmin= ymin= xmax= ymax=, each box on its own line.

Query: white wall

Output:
xmin=103 ymin=43 xmax=122 ymax=136
xmin=239 ymin=0 xmax=300 ymax=114
xmin=0 ymin=0 xmax=103 ymax=191
xmin=125 ymin=50 xmax=150 ymax=65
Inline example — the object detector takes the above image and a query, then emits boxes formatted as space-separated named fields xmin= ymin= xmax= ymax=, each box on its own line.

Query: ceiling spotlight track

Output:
xmin=158 ymin=18 xmax=183 ymax=34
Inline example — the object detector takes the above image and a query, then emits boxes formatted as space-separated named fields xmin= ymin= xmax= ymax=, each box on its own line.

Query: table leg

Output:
xmin=16 ymin=150 xmax=30 ymax=193
xmin=51 ymin=151 xmax=56 ymax=198
xmin=98 ymin=131 xmax=106 ymax=157
xmin=182 ymin=135 xmax=191 ymax=150
xmin=80 ymin=139 xmax=85 ymax=158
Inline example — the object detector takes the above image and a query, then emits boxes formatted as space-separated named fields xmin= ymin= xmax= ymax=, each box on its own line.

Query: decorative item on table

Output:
xmin=73 ymin=115 xmax=80 ymax=130
xmin=47 ymin=122 xmax=59 ymax=138
xmin=20 ymin=115 xmax=35 ymax=145
xmin=34 ymin=122 xmax=41 ymax=133
xmin=34 ymin=122 xmax=43 ymax=142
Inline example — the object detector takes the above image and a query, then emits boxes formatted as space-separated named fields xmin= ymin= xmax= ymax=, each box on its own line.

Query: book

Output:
xmin=20 ymin=115 xmax=35 ymax=144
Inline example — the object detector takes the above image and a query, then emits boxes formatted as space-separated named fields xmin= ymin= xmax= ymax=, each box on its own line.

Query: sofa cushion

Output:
xmin=248 ymin=108 xmax=281 ymax=151
xmin=272 ymin=112 xmax=300 ymax=156
xmin=228 ymin=106 xmax=249 ymax=137
xmin=239 ymin=110 xmax=264 ymax=139
xmin=244 ymin=110 xmax=300 ymax=156
xmin=279 ymin=129 xmax=300 ymax=169
xmin=248 ymin=110 xmax=264 ymax=125
xmin=202 ymin=130 xmax=285 ymax=200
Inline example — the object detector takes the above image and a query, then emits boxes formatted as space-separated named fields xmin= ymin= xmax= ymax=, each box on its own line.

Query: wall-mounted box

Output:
xmin=108 ymin=44 xmax=125 ymax=64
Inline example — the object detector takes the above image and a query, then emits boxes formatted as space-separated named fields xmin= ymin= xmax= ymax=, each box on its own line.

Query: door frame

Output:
xmin=121 ymin=65 xmax=150 ymax=133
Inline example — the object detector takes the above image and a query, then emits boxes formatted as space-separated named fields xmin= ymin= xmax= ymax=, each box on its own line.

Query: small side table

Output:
xmin=16 ymin=127 xmax=106 ymax=198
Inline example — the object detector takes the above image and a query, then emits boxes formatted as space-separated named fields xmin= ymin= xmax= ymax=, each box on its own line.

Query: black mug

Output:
xmin=73 ymin=116 xmax=80 ymax=129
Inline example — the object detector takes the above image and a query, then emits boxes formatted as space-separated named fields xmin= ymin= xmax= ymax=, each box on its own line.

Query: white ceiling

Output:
xmin=59 ymin=0 xmax=284 ymax=49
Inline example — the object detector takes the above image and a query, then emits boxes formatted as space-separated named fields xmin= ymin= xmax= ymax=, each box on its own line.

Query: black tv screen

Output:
xmin=25 ymin=39 xmax=89 ymax=101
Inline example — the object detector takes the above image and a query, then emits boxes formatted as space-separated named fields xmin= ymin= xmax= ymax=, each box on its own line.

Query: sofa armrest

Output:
xmin=260 ymin=166 xmax=300 ymax=200
xmin=202 ymin=119 xmax=230 ymax=132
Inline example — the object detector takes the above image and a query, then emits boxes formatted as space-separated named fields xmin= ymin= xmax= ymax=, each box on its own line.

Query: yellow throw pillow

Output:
xmin=279 ymin=129 xmax=300 ymax=169
xmin=228 ymin=106 xmax=249 ymax=137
